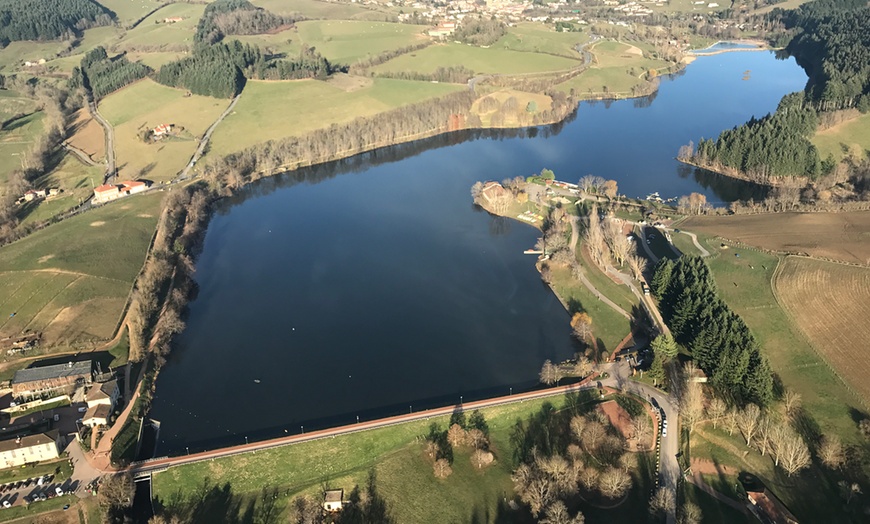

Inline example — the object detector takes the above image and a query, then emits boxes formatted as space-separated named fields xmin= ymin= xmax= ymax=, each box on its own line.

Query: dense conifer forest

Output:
xmin=690 ymin=0 xmax=870 ymax=180
xmin=651 ymin=256 xmax=774 ymax=406
xmin=71 ymin=47 xmax=150 ymax=99
xmin=0 ymin=0 xmax=112 ymax=44
xmin=195 ymin=0 xmax=290 ymax=45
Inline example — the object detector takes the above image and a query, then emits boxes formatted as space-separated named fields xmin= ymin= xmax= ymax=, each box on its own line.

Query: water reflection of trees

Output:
xmin=219 ymin=110 xmax=580 ymax=213
xmin=682 ymin=165 xmax=770 ymax=203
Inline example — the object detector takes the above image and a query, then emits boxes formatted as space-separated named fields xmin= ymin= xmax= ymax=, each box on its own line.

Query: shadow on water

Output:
xmin=679 ymin=165 xmax=770 ymax=203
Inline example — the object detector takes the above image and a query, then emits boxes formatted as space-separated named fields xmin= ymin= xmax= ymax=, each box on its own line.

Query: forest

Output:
xmin=452 ymin=18 xmax=507 ymax=47
xmin=71 ymin=47 xmax=150 ymax=100
xmin=195 ymin=0 xmax=290 ymax=45
xmin=0 ymin=0 xmax=112 ymax=43
xmin=694 ymin=0 xmax=870 ymax=179
xmin=156 ymin=41 xmax=334 ymax=98
xmin=651 ymin=256 xmax=774 ymax=407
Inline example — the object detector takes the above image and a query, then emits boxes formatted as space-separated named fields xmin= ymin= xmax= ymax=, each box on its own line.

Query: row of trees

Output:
xmin=347 ymin=42 xmax=431 ymax=75
xmin=195 ymin=0 xmax=289 ymax=45
xmin=203 ymin=90 xmax=478 ymax=187
xmin=0 ymin=0 xmax=111 ymax=43
xmin=70 ymin=46 xmax=150 ymax=100
xmin=651 ymin=255 xmax=774 ymax=405
xmin=583 ymin=205 xmax=646 ymax=280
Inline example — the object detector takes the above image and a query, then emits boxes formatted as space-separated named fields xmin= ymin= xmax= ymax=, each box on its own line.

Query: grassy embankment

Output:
xmin=96 ymin=0 xmax=166 ymax=26
xmin=152 ymin=394 xmax=655 ymax=523
xmin=99 ymin=79 xmax=229 ymax=182
xmin=555 ymin=40 xmax=671 ymax=98
xmin=677 ymin=234 xmax=868 ymax=522
xmin=207 ymin=78 xmax=463 ymax=154
xmin=235 ymin=20 xmax=427 ymax=65
xmin=0 ymin=112 xmax=44 ymax=184
xmin=113 ymin=3 xmax=204 ymax=53
xmin=812 ymin=112 xmax=870 ymax=161
xmin=0 ymin=192 xmax=163 ymax=358
xmin=372 ymin=43 xmax=581 ymax=76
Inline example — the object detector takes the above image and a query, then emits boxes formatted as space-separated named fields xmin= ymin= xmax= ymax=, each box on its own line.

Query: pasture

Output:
xmin=471 ymin=89 xmax=553 ymax=127
xmin=18 ymin=154 xmax=104 ymax=226
xmin=775 ymin=257 xmax=870 ymax=403
xmin=556 ymin=40 xmax=669 ymax=97
xmin=681 ymin=211 xmax=870 ymax=265
xmin=298 ymin=20 xmax=425 ymax=65
xmin=0 ymin=89 xmax=37 ymax=123
xmin=113 ymin=3 xmax=203 ymax=52
xmin=0 ymin=41 xmax=68 ymax=73
xmin=66 ymin=108 xmax=106 ymax=162
xmin=152 ymin=394 xmax=654 ymax=524
xmin=372 ymin=43 xmax=581 ymax=76
xmin=700 ymin=240 xmax=864 ymax=444
xmin=99 ymin=79 xmax=229 ymax=182
xmin=252 ymin=0 xmax=381 ymax=20
xmin=96 ymin=0 xmax=165 ymax=26
xmin=812 ymin=112 xmax=870 ymax=161
xmin=0 ymin=191 xmax=163 ymax=348
xmin=496 ymin=23 xmax=588 ymax=58
xmin=0 ymin=112 xmax=45 ymax=185
xmin=208 ymin=78 xmax=463 ymax=154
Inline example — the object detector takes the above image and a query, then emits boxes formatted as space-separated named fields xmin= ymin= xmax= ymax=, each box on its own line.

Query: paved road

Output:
xmin=61 ymin=142 xmax=97 ymax=167
xmin=672 ymin=229 xmax=710 ymax=257
xmin=176 ymin=94 xmax=241 ymax=182
xmin=87 ymin=98 xmax=114 ymax=182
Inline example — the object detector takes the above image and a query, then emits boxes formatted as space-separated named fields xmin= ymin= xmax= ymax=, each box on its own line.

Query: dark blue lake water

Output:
xmin=149 ymin=51 xmax=807 ymax=454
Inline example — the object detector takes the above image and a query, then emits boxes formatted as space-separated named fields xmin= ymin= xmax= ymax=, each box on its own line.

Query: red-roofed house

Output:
xmin=93 ymin=180 xmax=150 ymax=204
xmin=152 ymin=124 xmax=172 ymax=139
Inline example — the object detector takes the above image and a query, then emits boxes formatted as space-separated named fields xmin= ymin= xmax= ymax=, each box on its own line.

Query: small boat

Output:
xmin=254 ymin=379 xmax=261 ymax=384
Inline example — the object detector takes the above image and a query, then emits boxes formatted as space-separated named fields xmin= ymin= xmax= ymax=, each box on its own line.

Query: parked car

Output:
xmin=55 ymin=487 xmax=64 ymax=496
xmin=77 ymin=407 xmax=87 ymax=413
xmin=2 ymin=500 xmax=10 ymax=508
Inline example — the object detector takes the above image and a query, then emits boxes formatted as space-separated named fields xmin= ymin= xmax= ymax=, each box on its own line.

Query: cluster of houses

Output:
xmin=23 ymin=59 xmax=46 ymax=68
xmin=151 ymin=123 xmax=173 ymax=139
xmin=163 ymin=17 xmax=184 ymax=23
xmin=93 ymin=180 xmax=150 ymax=204
xmin=16 ymin=188 xmax=60 ymax=205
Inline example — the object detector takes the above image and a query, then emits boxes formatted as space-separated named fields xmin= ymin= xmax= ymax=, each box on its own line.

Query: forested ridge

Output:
xmin=71 ymin=47 xmax=150 ymax=99
xmin=651 ymin=256 xmax=774 ymax=406
xmin=0 ymin=0 xmax=112 ymax=44
xmin=155 ymin=41 xmax=333 ymax=98
xmin=196 ymin=0 xmax=291 ymax=45
xmin=689 ymin=0 xmax=870 ymax=180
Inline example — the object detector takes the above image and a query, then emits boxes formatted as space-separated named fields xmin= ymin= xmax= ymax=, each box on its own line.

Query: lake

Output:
xmin=149 ymin=51 xmax=807 ymax=454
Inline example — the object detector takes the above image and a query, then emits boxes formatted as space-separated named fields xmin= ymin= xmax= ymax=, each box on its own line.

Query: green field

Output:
xmin=252 ymin=0 xmax=381 ymax=20
xmin=96 ymin=0 xmax=165 ymax=26
xmin=0 ymin=112 xmax=45 ymax=184
xmin=100 ymin=79 xmax=229 ymax=181
xmin=114 ymin=3 xmax=204 ymax=52
xmin=812 ymin=112 xmax=870 ymax=161
xmin=0 ymin=191 xmax=162 ymax=347
xmin=208 ymin=77 xmax=462 ymax=154
xmin=0 ymin=89 xmax=37 ymax=123
xmin=372 ymin=43 xmax=581 ymax=76
xmin=669 ymin=230 xmax=704 ymax=257
xmin=556 ymin=40 xmax=670 ymax=97
xmin=153 ymin=394 xmax=654 ymax=523
xmin=17 ymin=155 xmax=103 ymax=226
xmin=700 ymin=241 xmax=862 ymax=444
xmin=0 ymin=40 xmax=68 ymax=73
xmin=495 ymin=23 xmax=588 ymax=59
xmin=125 ymin=51 xmax=187 ymax=70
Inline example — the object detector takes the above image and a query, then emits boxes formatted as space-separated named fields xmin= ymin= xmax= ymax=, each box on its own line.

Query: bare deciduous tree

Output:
xmin=539 ymin=360 xmax=563 ymax=385
xmin=573 ymin=355 xmax=593 ymax=378
xmin=467 ymin=428 xmax=488 ymax=450
xmin=598 ymin=467 xmax=632 ymax=499
xmin=570 ymin=416 xmax=587 ymax=442
xmin=433 ymin=458 xmax=453 ymax=478
xmin=471 ymin=449 xmax=494 ymax=469
xmin=571 ymin=313 xmax=593 ymax=344
xmin=819 ymin=435 xmax=845 ymax=470
xmin=706 ymin=397 xmax=727 ymax=429
xmin=678 ymin=501 xmax=703 ymax=524
xmin=582 ymin=421 xmax=607 ymax=453
xmin=632 ymin=415 xmax=652 ymax=450
xmin=723 ymin=408 xmax=739 ymax=437
xmin=770 ymin=425 xmax=811 ymax=476
xmin=649 ymin=486 xmax=675 ymax=518
xmin=540 ymin=500 xmax=585 ymax=524
xmin=578 ymin=466 xmax=599 ymax=491
xmin=783 ymin=390 xmax=802 ymax=420
xmin=680 ymin=366 xmax=705 ymax=434
xmin=626 ymin=251 xmax=648 ymax=281
xmin=737 ymin=404 xmax=762 ymax=446
xmin=447 ymin=424 xmax=467 ymax=448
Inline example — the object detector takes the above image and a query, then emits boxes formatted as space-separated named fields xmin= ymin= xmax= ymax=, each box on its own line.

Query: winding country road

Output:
xmin=176 ymin=94 xmax=241 ymax=182
xmin=87 ymin=98 xmax=115 ymax=182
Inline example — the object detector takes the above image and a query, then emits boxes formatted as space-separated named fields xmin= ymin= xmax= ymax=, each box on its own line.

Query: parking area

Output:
xmin=0 ymin=474 xmax=82 ymax=509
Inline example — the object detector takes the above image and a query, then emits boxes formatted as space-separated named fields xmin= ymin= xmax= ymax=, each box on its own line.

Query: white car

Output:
xmin=55 ymin=487 xmax=64 ymax=496
xmin=662 ymin=426 xmax=668 ymax=437
xmin=2 ymin=500 xmax=11 ymax=508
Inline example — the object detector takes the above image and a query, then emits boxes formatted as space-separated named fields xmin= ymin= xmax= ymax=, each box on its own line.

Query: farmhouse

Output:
xmin=93 ymin=180 xmax=150 ymax=204
xmin=12 ymin=361 xmax=92 ymax=400
xmin=22 ymin=189 xmax=47 ymax=202
xmin=323 ymin=489 xmax=343 ymax=512
xmin=164 ymin=17 xmax=184 ymax=23
xmin=152 ymin=123 xmax=172 ymax=138
xmin=0 ymin=431 xmax=62 ymax=469
xmin=480 ymin=181 xmax=509 ymax=204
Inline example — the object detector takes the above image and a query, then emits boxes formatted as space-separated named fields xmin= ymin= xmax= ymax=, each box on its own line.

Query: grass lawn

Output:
xmin=18 ymin=155 xmax=103 ymax=227
xmin=548 ymin=266 xmax=632 ymax=360
xmin=0 ymin=494 xmax=79 ymax=522
xmin=114 ymin=3 xmax=204 ymax=52
xmin=669 ymin=230 xmax=703 ymax=256
xmin=700 ymin=241 xmax=864 ymax=445
xmin=252 ymin=0 xmax=377 ymax=19
xmin=107 ymin=327 xmax=130 ymax=367
xmin=152 ymin=394 xmax=655 ymax=523
xmin=372 ymin=43 xmax=581 ymax=76
xmin=496 ymin=23 xmax=588 ymax=59
xmin=555 ymin=40 xmax=669 ymax=97
xmin=96 ymin=0 xmax=165 ymax=26
xmin=812 ymin=112 xmax=870 ymax=161
xmin=0 ymin=459 xmax=72 ymax=486
xmin=125 ymin=51 xmax=187 ymax=70
xmin=683 ymin=482 xmax=749 ymax=524
xmin=0 ymin=192 xmax=162 ymax=348
xmin=208 ymin=77 xmax=463 ymax=154
xmin=472 ymin=89 xmax=553 ymax=127
xmin=576 ymin=244 xmax=638 ymax=315
xmin=99 ymin=79 xmax=229 ymax=182
xmin=0 ymin=89 xmax=37 ymax=124
xmin=297 ymin=20 xmax=426 ymax=65
xmin=0 ymin=41 xmax=68 ymax=73
xmin=0 ymin=112 xmax=45 ymax=186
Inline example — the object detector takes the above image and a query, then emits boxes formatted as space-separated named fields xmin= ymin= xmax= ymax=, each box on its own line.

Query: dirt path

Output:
xmin=678 ymin=230 xmax=710 ymax=257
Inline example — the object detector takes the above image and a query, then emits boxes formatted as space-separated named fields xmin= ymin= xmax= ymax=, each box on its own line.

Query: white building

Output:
xmin=0 ymin=432 xmax=62 ymax=469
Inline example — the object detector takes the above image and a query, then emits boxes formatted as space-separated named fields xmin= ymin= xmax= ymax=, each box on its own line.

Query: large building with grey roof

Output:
xmin=11 ymin=361 xmax=92 ymax=399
